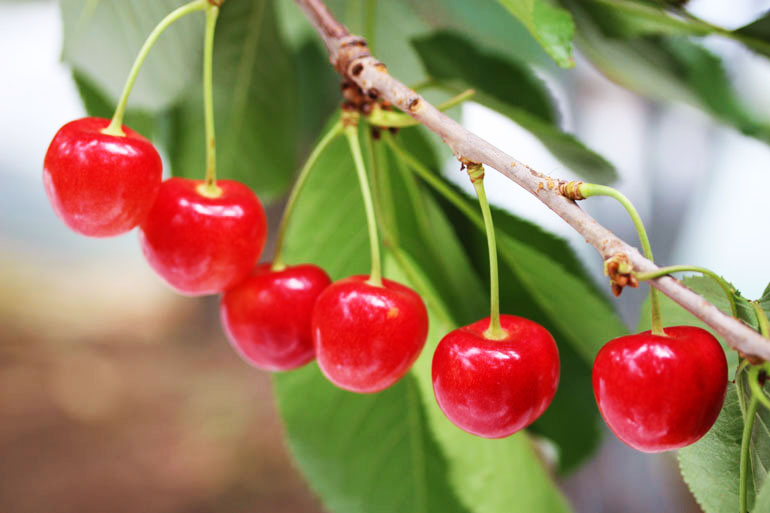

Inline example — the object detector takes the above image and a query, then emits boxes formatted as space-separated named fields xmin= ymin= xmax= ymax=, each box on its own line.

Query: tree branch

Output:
xmin=294 ymin=0 xmax=770 ymax=360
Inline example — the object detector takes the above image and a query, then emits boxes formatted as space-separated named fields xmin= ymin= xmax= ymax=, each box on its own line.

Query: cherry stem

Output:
xmin=272 ymin=121 xmax=344 ymax=271
xmin=634 ymin=265 xmax=738 ymax=318
xmin=102 ymin=0 xmax=208 ymax=137
xmin=467 ymin=164 xmax=507 ymax=340
xmin=739 ymin=303 xmax=770 ymax=513
xmin=748 ymin=365 xmax=770 ymax=410
xmin=364 ymin=89 xmax=475 ymax=128
xmin=200 ymin=3 xmax=221 ymax=197
xmin=578 ymin=183 xmax=663 ymax=336
xmin=739 ymin=393 xmax=759 ymax=513
xmin=344 ymin=119 xmax=383 ymax=287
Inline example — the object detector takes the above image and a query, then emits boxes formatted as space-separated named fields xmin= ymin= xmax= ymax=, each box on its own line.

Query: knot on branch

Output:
xmin=463 ymin=161 xmax=485 ymax=183
xmin=559 ymin=180 xmax=584 ymax=200
xmin=336 ymin=36 xmax=371 ymax=76
xmin=604 ymin=254 xmax=638 ymax=297
xmin=340 ymin=80 xmax=398 ymax=137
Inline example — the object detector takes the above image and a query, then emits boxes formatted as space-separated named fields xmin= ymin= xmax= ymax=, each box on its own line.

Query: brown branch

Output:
xmin=294 ymin=0 xmax=770 ymax=360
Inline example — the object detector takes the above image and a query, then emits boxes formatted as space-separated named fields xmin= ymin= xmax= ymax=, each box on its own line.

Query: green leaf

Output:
xmin=273 ymin=367 xmax=469 ymax=513
xmin=390 ymin=135 xmax=625 ymax=472
xmin=737 ymin=11 xmax=770 ymax=57
xmin=497 ymin=0 xmax=576 ymax=68
xmin=577 ymin=0 xmax=770 ymax=58
xmin=759 ymin=282 xmax=770 ymax=310
xmin=680 ymin=374 xmax=770 ymax=513
xmin=71 ymin=70 xmax=159 ymax=139
xmin=375 ymin=128 xmax=488 ymax=325
xmin=60 ymin=0 xmax=204 ymax=111
xmin=403 ymin=0 xmax=551 ymax=67
xmin=167 ymin=0 xmax=299 ymax=201
xmin=60 ymin=0 xmax=301 ymax=200
xmin=678 ymin=384 xmax=747 ymax=513
xmin=577 ymin=0 xmax=711 ymax=38
xmin=566 ymin=1 xmax=770 ymax=143
xmin=411 ymin=32 xmax=617 ymax=184
xmin=755 ymin=475 xmax=770 ymax=513
xmin=273 ymin=118 xmax=571 ymax=512
xmin=648 ymin=277 xmax=770 ymax=511
xmin=384 ymin=252 xmax=572 ymax=513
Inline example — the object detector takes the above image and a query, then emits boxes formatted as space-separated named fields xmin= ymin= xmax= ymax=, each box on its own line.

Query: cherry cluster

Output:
xmin=42 ymin=0 xmax=730 ymax=456
xmin=42 ymin=116 xmax=429 ymax=391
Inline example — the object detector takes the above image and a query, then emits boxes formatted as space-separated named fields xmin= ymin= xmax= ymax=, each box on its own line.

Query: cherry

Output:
xmin=220 ymin=263 xmax=331 ymax=371
xmin=592 ymin=326 xmax=727 ymax=452
xmin=312 ymin=275 xmax=429 ymax=393
xmin=432 ymin=314 xmax=560 ymax=438
xmin=139 ymin=177 xmax=267 ymax=295
xmin=43 ymin=117 xmax=162 ymax=237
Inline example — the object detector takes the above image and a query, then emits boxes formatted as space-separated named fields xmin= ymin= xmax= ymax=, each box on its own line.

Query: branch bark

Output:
xmin=294 ymin=0 xmax=770 ymax=360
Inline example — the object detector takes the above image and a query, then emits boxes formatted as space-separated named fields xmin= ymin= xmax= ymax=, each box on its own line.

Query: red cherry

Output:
xmin=139 ymin=177 xmax=267 ymax=295
xmin=593 ymin=326 xmax=727 ymax=452
xmin=312 ymin=276 xmax=429 ymax=393
xmin=220 ymin=263 xmax=331 ymax=371
xmin=43 ymin=117 xmax=162 ymax=237
xmin=432 ymin=315 xmax=560 ymax=438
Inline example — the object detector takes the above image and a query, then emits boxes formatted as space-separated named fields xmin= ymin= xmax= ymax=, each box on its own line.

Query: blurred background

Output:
xmin=1 ymin=0 xmax=769 ymax=512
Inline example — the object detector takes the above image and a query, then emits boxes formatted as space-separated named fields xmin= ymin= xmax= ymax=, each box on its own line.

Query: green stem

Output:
xmin=739 ymin=393 xmax=759 ymax=513
xmin=739 ymin=303 xmax=770 ymax=512
xmin=272 ymin=121 xmax=344 ymax=270
xmin=468 ymin=166 xmax=506 ymax=340
xmin=102 ymin=0 xmax=208 ymax=136
xmin=199 ymin=3 xmax=221 ymax=196
xmin=634 ymin=265 xmax=738 ymax=318
xmin=364 ymin=89 xmax=475 ymax=127
xmin=579 ymin=183 xmax=663 ymax=335
xmin=748 ymin=365 xmax=770 ymax=411
xmin=436 ymin=89 xmax=476 ymax=111
xmin=345 ymin=122 xmax=383 ymax=287
xmin=383 ymin=135 xmax=482 ymax=227
xmin=363 ymin=127 xmax=398 ymax=246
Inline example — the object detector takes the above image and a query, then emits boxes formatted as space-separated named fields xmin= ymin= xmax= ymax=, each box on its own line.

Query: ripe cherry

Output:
xmin=220 ymin=263 xmax=331 ymax=371
xmin=139 ymin=177 xmax=267 ymax=295
xmin=43 ymin=117 xmax=162 ymax=237
xmin=312 ymin=276 xmax=429 ymax=393
xmin=593 ymin=326 xmax=727 ymax=452
xmin=432 ymin=315 xmax=560 ymax=438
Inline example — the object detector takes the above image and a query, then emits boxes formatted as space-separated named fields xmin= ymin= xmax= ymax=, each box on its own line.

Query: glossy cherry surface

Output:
xmin=43 ymin=117 xmax=162 ymax=237
xmin=139 ymin=177 xmax=267 ymax=295
xmin=593 ymin=325 xmax=727 ymax=452
xmin=221 ymin=263 xmax=331 ymax=371
xmin=312 ymin=275 xmax=429 ymax=393
xmin=432 ymin=315 xmax=560 ymax=439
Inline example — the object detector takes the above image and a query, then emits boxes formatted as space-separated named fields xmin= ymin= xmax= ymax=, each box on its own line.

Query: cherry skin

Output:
xmin=312 ymin=275 xmax=429 ymax=393
xmin=139 ymin=177 xmax=267 ymax=295
xmin=432 ymin=315 xmax=560 ymax=439
xmin=220 ymin=263 xmax=331 ymax=371
xmin=592 ymin=326 xmax=727 ymax=452
xmin=43 ymin=117 xmax=162 ymax=237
